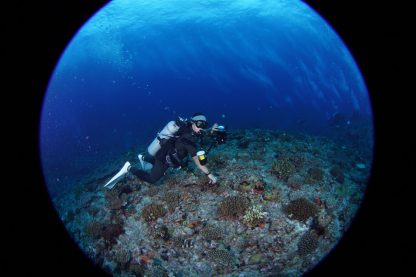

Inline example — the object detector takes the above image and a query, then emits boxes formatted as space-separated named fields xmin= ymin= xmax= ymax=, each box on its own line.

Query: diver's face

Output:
xmin=192 ymin=123 xmax=202 ymax=134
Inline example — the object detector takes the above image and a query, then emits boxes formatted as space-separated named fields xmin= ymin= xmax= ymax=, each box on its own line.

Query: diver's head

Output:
xmin=191 ymin=113 xmax=208 ymax=134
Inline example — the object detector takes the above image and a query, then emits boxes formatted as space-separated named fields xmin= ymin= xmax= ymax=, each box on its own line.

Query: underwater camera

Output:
xmin=212 ymin=125 xmax=227 ymax=145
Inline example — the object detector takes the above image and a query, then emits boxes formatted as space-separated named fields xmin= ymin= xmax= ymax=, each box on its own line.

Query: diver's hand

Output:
xmin=207 ymin=173 xmax=217 ymax=184
xmin=211 ymin=123 xmax=219 ymax=134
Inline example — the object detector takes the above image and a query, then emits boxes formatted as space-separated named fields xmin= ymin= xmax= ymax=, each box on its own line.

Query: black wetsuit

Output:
xmin=129 ymin=122 xmax=199 ymax=184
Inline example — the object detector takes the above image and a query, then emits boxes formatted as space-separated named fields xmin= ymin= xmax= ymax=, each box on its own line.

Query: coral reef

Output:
xmin=207 ymin=249 xmax=234 ymax=266
xmin=283 ymin=198 xmax=318 ymax=222
xmin=263 ymin=187 xmax=280 ymax=201
xmin=200 ymin=224 xmax=223 ymax=240
xmin=163 ymin=191 xmax=181 ymax=212
xmin=289 ymin=155 xmax=304 ymax=169
xmin=105 ymin=189 xmax=124 ymax=210
xmin=271 ymin=157 xmax=296 ymax=181
xmin=217 ymin=195 xmax=250 ymax=218
xmin=311 ymin=217 xmax=327 ymax=237
xmin=330 ymin=165 xmax=345 ymax=183
xmin=85 ymin=221 xmax=106 ymax=239
xmin=243 ymin=205 xmax=268 ymax=228
xmin=238 ymin=180 xmax=252 ymax=193
xmin=208 ymin=153 xmax=227 ymax=168
xmin=102 ymin=223 xmax=125 ymax=245
xmin=72 ymin=184 xmax=87 ymax=200
xmin=141 ymin=203 xmax=167 ymax=222
xmin=253 ymin=180 xmax=266 ymax=194
xmin=251 ymin=145 xmax=266 ymax=161
xmin=151 ymin=224 xmax=171 ymax=241
xmin=287 ymin=174 xmax=304 ymax=190
xmin=54 ymin=128 xmax=371 ymax=276
xmin=84 ymin=221 xmax=124 ymax=246
xmin=297 ymin=230 xmax=319 ymax=256
xmin=127 ymin=263 xmax=145 ymax=276
xmin=144 ymin=186 xmax=159 ymax=197
xmin=305 ymin=167 xmax=324 ymax=183
xmin=111 ymin=243 xmax=132 ymax=266
xmin=173 ymin=236 xmax=194 ymax=248
xmin=238 ymin=139 xmax=250 ymax=149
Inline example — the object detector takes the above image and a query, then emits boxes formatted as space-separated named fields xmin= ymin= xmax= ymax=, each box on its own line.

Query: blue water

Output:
xmin=40 ymin=0 xmax=372 ymax=198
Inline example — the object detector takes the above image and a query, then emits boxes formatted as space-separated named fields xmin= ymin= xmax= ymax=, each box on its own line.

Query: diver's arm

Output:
xmin=192 ymin=155 xmax=210 ymax=174
xmin=200 ymin=123 xmax=219 ymax=137
xmin=202 ymin=123 xmax=219 ymax=135
xmin=210 ymin=123 xmax=219 ymax=134
xmin=192 ymin=155 xmax=217 ymax=183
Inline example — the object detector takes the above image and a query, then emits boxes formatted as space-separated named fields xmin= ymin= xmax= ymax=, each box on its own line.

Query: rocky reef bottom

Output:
xmin=54 ymin=128 xmax=371 ymax=276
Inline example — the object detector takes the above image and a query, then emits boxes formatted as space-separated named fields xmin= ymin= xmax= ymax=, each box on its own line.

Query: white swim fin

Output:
xmin=104 ymin=161 xmax=131 ymax=189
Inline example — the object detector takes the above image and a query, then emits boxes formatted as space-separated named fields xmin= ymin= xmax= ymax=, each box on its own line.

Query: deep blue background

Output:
xmin=39 ymin=0 xmax=372 ymax=197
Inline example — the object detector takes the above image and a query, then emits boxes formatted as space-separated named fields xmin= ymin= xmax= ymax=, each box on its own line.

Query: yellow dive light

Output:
xmin=197 ymin=150 xmax=207 ymax=165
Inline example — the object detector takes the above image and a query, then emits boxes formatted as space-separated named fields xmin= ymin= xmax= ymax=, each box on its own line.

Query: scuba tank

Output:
xmin=147 ymin=117 xmax=186 ymax=157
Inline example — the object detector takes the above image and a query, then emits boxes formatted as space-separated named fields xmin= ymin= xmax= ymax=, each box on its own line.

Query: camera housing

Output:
xmin=212 ymin=125 xmax=227 ymax=145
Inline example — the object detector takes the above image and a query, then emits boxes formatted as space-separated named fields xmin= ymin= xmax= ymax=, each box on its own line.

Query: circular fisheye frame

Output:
xmin=40 ymin=0 xmax=374 ymax=276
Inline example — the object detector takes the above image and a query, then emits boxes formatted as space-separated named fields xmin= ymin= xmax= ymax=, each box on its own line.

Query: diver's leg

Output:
xmin=142 ymin=153 xmax=155 ymax=165
xmin=138 ymin=152 xmax=155 ymax=170
xmin=130 ymin=159 xmax=168 ymax=184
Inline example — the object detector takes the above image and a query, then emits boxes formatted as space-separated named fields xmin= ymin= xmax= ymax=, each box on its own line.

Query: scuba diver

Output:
xmin=104 ymin=113 xmax=226 ymax=189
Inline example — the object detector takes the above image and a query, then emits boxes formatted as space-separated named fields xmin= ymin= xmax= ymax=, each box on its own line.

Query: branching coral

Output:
xmin=217 ymin=195 xmax=250 ymax=218
xmin=243 ymin=204 xmax=268 ymax=228
xmin=283 ymin=198 xmax=318 ymax=222
xmin=141 ymin=203 xmax=166 ymax=222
